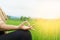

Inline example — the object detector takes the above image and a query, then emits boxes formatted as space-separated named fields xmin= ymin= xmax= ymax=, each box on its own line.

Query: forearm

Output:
xmin=0 ymin=24 xmax=19 ymax=31
xmin=0 ymin=20 xmax=31 ymax=31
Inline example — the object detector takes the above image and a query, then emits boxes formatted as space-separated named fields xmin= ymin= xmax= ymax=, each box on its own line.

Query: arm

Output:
xmin=0 ymin=20 xmax=31 ymax=31
xmin=0 ymin=20 xmax=19 ymax=31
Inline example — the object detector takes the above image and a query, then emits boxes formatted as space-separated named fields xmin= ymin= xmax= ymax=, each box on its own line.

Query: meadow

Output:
xmin=6 ymin=18 xmax=60 ymax=40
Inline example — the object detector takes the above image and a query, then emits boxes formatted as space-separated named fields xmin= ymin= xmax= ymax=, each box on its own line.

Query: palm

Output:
xmin=20 ymin=26 xmax=31 ymax=30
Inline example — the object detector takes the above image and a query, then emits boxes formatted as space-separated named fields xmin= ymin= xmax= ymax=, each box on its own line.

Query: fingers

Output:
xmin=25 ymin=26 xmax=32 ymax=30
xmin=29 ymin=25 xmax=36 ymax=31
xmin=26 ymin=27 xmax=31 ymax=30
xmin=30 ymin=27 xmax=35 ymax=30
xmin=28 ymin=26 xmax=34 ymax=30
xmin=24 ymin=20 xmax=28 ymax=23
xmin=24 ymin=21 xmax=30 ymax=25
xmin=26 ymin=27 xmax=35 ymax=30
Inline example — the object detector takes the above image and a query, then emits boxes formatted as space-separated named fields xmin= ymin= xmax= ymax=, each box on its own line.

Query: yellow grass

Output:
xmin=35 ymin=18 xmax=60 ymax=36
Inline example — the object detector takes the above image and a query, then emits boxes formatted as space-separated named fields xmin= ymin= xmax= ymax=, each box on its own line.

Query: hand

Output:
xmin=23 ymin=21 xmax=30 ymax=25
xmin=18 ymin=21 xmax=31 ymax=30
xmin=19 ymin=25 xmax=32 ymax=30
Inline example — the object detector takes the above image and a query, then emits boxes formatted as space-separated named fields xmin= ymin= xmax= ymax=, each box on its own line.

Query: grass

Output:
xmin=6 ymin=19 xmax=60 ymax=40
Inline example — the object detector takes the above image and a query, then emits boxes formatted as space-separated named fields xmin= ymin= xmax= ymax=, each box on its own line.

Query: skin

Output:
xmin=0 ymin=20 xmax=32 ymax=31
xmin=0 ymin=8 xmax=32 ymax=31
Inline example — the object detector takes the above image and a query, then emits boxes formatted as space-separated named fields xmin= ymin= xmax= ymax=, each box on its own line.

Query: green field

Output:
xmin=6 ymin=19 xmax=60 ymax=40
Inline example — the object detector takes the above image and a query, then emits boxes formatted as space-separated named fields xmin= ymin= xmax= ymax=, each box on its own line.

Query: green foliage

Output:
xmin=6 ymin=19 xmax=44 ymax=40
xmin=20 ymin=16 xmax=31 ymax=21
xmin=6 ymin=18 xmax=60 ymax=40
xmin=7 ymin=15 xmax=31 ymax=21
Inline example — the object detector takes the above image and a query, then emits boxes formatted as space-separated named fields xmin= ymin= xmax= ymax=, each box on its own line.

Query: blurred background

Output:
xmin=0 ymin=0 xmax=60 ymax=40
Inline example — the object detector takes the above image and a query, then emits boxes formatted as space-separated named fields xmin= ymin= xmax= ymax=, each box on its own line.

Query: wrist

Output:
xmin=16 ymin=26 xmax=20 ymax=30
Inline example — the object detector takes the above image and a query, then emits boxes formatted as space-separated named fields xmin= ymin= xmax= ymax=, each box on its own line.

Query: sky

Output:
xmin=0 ymin=0 xmax=60 ymax=19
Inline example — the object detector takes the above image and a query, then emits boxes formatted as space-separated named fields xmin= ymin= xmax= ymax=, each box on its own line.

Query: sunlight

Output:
xmin=35 ymin=18 xmax=60 ymax=35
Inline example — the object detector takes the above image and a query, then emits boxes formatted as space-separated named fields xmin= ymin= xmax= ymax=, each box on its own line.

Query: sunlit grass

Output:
xmin=31 ymin=18 xmax=60 ymax=40
xmin=6 ymin=18 xmax=60 ymax=40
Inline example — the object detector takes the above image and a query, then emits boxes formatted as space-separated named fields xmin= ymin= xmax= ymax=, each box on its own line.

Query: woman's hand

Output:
xmin=18 ymin=21 xmax=32 ymax=30
xmin=19 ymin=25 xmax=32 ymax=30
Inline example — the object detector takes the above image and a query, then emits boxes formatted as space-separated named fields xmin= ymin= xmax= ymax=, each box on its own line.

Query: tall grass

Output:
xmin=6 ymin=19 xmax=60 ymax=40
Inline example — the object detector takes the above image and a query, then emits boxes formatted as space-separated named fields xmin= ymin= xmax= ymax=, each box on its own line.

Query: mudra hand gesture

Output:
xmin=19 ymin=21 xmax=32 ymax=30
